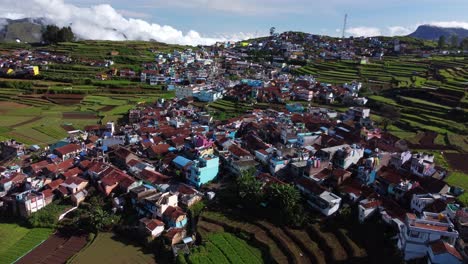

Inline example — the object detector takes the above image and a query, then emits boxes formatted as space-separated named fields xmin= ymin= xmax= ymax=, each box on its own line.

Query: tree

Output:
xmin=265 ymin=183 xmax=304 ymax=226
xmin=438 ymin=35 xmax=446 ymax=49
xmin=42 ymin=25 xmax=75 ymax=43
xmin=266 ymin=184 xmax=300 ymax=213
xmin=450 ymin=35 xmax=459 ymax=49
xmin=42 ymin=25 xmax=60 ymax=44
xmin=59 ymin=26 xmax=75 ymax=42
xmin=236 ymin=169 xmax=263 ymax=208
xmin=460 ymin=37 xmax=468 ymax=50
xmin=380 ymin=104 xmax=400 ymax=131
xmin=270 ymin=27 xmax=276 ymax=36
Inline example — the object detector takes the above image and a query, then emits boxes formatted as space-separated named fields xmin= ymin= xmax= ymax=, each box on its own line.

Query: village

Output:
xmin=0 ymin=31 xmax=467 ymax=264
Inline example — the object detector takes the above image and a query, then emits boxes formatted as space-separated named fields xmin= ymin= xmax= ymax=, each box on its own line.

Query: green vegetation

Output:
xmin=445 ymin=172 xmax=468 ymax=205
xmin=70 ymin=232 xmax=156 ymax=264
xmin=182 ymin=232 xmax=264 ymax=264
xmin=27 ymin=202 xmax=71 ymax=228
xmin=0 ymin=223 xmax=52 ymax=264
xmin=42 ymin=25 xmax=75 ymax=44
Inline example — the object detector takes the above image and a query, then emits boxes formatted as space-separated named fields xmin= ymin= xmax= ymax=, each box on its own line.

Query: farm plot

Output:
xmin=16 ymin=233 xmax=88 ymax=264
xmin=185 ymin=232 xmax=264 ymax=264
xmin=0 ymin=223 xmax=52 ymax=264
xmin=62 ymin=112 xmax=98 ymax=119
xmin=70 ymin=233 xmax=156 ymax=264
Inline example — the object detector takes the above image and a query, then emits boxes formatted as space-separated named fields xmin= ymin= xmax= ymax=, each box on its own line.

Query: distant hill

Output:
xmin=408 ymin=25 xmax=468 ymax=41
xmin=0 ymin=18 xmax=46 ymax=43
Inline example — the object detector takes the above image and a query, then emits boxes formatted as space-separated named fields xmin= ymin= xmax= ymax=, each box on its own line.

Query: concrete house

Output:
xmin=295 ymin=176 xmax=341 ymax=216
xmin=188 ymin=154 xmax=219 ymax=187
xmin=397 ymin=212 xmax=459 ymax=260
xmin=139 ymin=217 xmax=165 ymax=238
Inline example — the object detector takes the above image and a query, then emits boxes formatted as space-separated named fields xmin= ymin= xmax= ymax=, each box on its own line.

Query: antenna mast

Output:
xmin=342 ymin=14 xmax=348 ymax=39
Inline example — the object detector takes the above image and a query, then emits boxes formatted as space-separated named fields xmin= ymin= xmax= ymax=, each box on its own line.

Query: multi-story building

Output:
xmin=397 ymin=212 xmax=459 ymax=260
xmin=295 ymin=176 xmax=341 ymax=216
xmin=189 ymin=155 xmax=219 ymax=187
xmin=15 ymin=190 xmax=45 ymax=217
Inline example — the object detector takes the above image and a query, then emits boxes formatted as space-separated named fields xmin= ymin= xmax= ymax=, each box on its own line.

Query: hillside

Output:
xmin=0 ymin=18 xmax=46 ymax=43
xmin=409 ymin=25 xmax=468 ymax=41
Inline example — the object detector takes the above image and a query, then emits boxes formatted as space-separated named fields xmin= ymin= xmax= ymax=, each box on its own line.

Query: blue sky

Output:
xmin=2 ymin=0 xmax=468 ymax=45
xmin=66 ymin=0 xmax=468 ymax=37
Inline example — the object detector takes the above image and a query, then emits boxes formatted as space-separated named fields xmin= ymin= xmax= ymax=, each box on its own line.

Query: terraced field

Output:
xmin=0 ymin=223 xmax=53 ymax=264
xmin=200 ymin=211 xmax=367 ymax=264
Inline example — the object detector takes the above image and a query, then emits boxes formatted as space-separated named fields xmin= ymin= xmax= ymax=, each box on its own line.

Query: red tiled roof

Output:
xmin=55 ymin=144 xmax=81 ymax=156
xmin=63 ymin=176 xmax=88 ymax=185
xmin=127 ymin=159 xmax=140 ymax=167
xmin=101 ymin=169 xmax=134 ymax=188
xmin=164 ymin=228 xmax=184 ymax=239
xmin=47 ymin=179 xmax=64 ymax=190
xmin=228 ymin=144 xmax=251 ymax=157
xmin=176 ymin=184 xmax=198 ymax=195
xmin=62 ymin=167 xmax=82 ymax=178
xmin=377 ymin=166 xmax=402 ymax=185
xmin=295 ymin=177 xmax=326 ymax=195
xmin=163 ymin=206 xmax=186 ymax=220
xmin=140 ymin=169 xmax=170 ymax=184
xmin=41 ymin=189 xmax=54 ymax=199
xmin=430 ymin=241 xmax=462 ymax=260
xmin=361 ymin=199 xmax=382 ymax=209
xmin=30 ymin=160 xmax=49 ymax=172
xmin=149 ymin=144 xmax=171 ymax=155
xmin=141 ymin=218 xmax=164 ymax=231
xmin=87 ymin=162 xmax=109 ymax=174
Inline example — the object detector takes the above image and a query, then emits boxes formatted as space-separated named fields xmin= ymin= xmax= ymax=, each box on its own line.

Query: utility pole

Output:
xmin=342 ymin=14 xmax=348 ymax=39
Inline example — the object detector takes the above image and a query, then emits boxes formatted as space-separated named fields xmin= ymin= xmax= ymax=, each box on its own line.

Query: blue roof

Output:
xmin=143 ymin=184 xmax=156 ymax=189
xmin=173 ymin=156 xmax=192 ymax=168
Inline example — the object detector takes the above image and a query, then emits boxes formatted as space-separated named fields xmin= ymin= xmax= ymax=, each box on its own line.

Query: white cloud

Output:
xmin=141 ymin=0 xmax=304 ymax=15
xmin=427 ymin=21 xmax=468 ymax=29
xmin=387 ymin=26 xmax=413 ymax=36
xmin=0 ymin=0 xmax=252 ymax=45
xmin=116 ymin=10 xmax=151 ymax=19
xmin=346 ymin=27 xmax=381 ymax=37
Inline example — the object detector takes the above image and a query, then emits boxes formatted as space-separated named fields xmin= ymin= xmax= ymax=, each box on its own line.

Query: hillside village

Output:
xmin=0 ymin=31 xmax=467 ymax=263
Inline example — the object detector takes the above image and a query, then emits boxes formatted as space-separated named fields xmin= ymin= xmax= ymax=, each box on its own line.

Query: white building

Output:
xmin=427 ymin=241 xmax=463 ymax=264
xmin=358 ymin=198 xmax=382 ymax=223
xmin=296 ymin=177 xmax=341 ymax=216
xmin=175 ymin=85 xmax=200 ymax=99
xmin=139 ymin=217 xmax=165 ymax=238
xmin=397 ymin=212 xmax=459 ymax=260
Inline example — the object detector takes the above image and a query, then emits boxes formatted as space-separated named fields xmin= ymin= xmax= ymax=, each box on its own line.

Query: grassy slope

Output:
xmin=186 ymin=232 xmax=264 ymax=264
xmin=0 ymin=223 xmax=52 ymax=264
xmin=70 ymin=233 xmax=156 ymax=264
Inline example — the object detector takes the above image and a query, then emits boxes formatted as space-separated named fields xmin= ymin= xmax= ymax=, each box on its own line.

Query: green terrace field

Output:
xmin=197 ymin=209 xmax=405 ymax=264
xmin=0 ymin=223 xmax=52 ymax=264
xmin=70 ymin=232 xmax=156 ymax=264
xmin=0 ymin=92 xmax=175 ymax=146
xmin=181 ymin=232 xmax=265 ymax=264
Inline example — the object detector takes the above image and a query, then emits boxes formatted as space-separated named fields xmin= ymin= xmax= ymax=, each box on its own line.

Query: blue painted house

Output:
xmin=163 ymin=206 xmax=187 ymax=228
xmin=188 ymin=155 xmax=219 ymax=187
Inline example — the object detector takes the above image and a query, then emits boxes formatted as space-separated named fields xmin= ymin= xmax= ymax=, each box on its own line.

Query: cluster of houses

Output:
xmin=0 ymin=95 xmax=466 ymax=262
xmin=0 ymin=49 xmax=68 ymax=77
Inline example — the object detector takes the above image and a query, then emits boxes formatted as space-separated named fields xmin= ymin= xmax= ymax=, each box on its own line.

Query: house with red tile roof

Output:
xmin=163 ymin=206 xmax=187 ymax=228
xmin=397 ymin=212 xmax=459 ymax=260
xmin=428 ymin=240 xmax=463 ymax=264
xmin=98 ymin=168 xmax=139 ymax=196
xmin=53 ymin=144 xmax=82 ymax=161
xmin=139 ymin=217 xmax=165 ymax=238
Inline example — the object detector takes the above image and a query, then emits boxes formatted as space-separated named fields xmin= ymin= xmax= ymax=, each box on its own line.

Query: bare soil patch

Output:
xmin=444 ymin=153 xmax=468 ymax=173
xmin=62 ymin=112 xmax=97 ymax=119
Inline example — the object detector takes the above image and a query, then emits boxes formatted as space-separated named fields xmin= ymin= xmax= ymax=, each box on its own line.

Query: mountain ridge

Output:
xmin=408 ymin=24 xmax=468 ymax=41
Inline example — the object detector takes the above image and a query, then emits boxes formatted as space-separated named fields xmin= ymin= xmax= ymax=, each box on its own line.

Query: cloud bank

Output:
xmin=0 ymin=0 xmax=257 ymax=45
xmin=345 ymin=21 xmax=468 ymax=37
